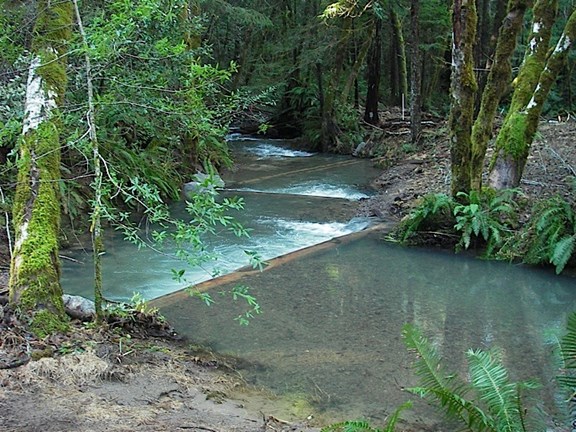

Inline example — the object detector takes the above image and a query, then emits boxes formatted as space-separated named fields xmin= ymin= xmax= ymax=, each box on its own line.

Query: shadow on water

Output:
xmin=153 ymin=228 xmax=576 ymax=428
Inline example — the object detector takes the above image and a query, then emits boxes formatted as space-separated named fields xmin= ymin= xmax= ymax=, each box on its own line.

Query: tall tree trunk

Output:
xmin=475 ymin=0 xmax=491 ymax=68
xmin=342 ymin=31 xmax=372 ymax=104
xmin=410 ymin=0 xmax=423 ymax=145
xmin=364 ymin=18 xmax=382 ymax=124
xmin=488 ymin=0 xmax=559 ymax=189
xmin=390 ymin=8 xmax=409 ymax=107
xmin=449 ymin=0 xmax=478 ymax=197
xmin=10 ymin=0 xmax=73 ymax=336
xmin=73 ymin=0 xmax=104 ymax=322
xmin=320 ymin=21 xmax=350 ymax=152
xmin=470 ymin=0 xmax=529 ymax=191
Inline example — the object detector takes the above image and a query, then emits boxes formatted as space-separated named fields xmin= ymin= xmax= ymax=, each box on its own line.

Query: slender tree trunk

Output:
xmin=364 ymin=18 xmax=382 ymax=124
xmin=410 ymin=0 xmax=423 ymax=145
xmin=470 ymin=0 xmax=529 ymax=190
xmin=472 ymin=0 xmax=494 ymax=111
xmin=449 ymin=0 xmax=478 ymax=197
xmin=390 ymin=8 xmax=408 ymax=107
xmin=10 ymin=0 xmax=73 ymax=336
xmin=320 ymin=21 xmax=350 ymax=151
xmin=389 ymin=13 xmax=400 ymax=105
xmin=488 ymin=0 xmax=559 ymax=189
xmin=73 ymin=0 xmax=104 ymax=322
xmin=182 ymin=0 xmax=201 ymax=50
xmin=342 ymin=32 xmax=372 ymax=104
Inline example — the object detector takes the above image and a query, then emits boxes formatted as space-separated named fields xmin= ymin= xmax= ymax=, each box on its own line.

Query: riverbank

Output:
xmin=1 ymin=118 xmax=575 ymax=431
xmin=357 ymin=118 xmax=576 ymax=224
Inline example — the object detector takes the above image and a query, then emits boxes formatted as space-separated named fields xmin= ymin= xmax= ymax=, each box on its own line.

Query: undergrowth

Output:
xmin=393 ymin=189 xmax=576 ymax=273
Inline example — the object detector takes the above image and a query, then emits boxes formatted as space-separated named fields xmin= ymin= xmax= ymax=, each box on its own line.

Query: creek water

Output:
xmin=62 ymin=137 xmax=576 ymax=429
xmin=61 ymin=137 xmax=381 ymax=300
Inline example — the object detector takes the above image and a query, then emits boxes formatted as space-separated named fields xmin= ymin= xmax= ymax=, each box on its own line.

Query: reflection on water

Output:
xmin=61 ymin=136 xmax=576 ymax=428
xmin=155 ymin=232 xmax=576 ymax=428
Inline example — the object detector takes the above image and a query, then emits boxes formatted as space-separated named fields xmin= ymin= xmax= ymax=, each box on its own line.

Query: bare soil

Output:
xmin=358 ymin=115 xmax=576 ymax=221
xmin=1 ymin=116 xmax=575 ymax=432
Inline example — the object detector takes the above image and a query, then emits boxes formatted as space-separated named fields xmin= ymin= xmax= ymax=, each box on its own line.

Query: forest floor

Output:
xmin=1 ymin=114 xmax=575 ymax=432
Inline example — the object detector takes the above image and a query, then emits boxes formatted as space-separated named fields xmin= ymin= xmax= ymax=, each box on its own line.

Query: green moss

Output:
xmin=30 ymin=346 xmax=54 ymax=361
xmin=31 ymin=1 xmax=72 ymax=104
xmin=37 ymin=57 xmax=68 ymax=105
xmin=29 ymin=309 xmax=69 ymax=338
xmin=9 ymin=1 xmax=71 ymax=337
xmin=494 ymin=111 xmax=528 ymax=159
xmin=32 ymin=1 xmax=73 ymax=56
xmin=10 ymin=120 xmax=66 ymax=330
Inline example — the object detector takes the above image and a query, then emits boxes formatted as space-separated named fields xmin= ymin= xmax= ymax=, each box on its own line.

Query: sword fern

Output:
xmin=403 ymin=324 xmax=540 ymax=432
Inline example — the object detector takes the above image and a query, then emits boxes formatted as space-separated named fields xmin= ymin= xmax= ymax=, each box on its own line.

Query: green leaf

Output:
xmin=466 ymin=349 xmax=524 ymax=431
xmin=551 ymin=235 xmax=575 ymax=274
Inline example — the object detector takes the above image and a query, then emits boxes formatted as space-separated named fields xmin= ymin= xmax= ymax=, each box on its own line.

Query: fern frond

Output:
xmin=551 ymin=235 xmax=575 ymax=274
xmin=561 ymin=313 xmax=576 ymax=364
xmin=466 ymin=349 xmax=524 ymax=432
xmin=382 ymin=401 xmax=412 ymax=432
xmin=558 ymin=312 xmax=576 ymax=390
xmin=396 ymin=193 xmax=455 ymax=242
xmin=321 ymin=419 xmax=379 ymax=432
xmin=403 ymin=324 xmax=488 ymax=429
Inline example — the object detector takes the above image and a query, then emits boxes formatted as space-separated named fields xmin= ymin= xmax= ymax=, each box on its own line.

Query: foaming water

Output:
xmin=61 ymin=213 xmax=373 ymax=301
xmin=243 ymin=143 xmax=315 ymax=159
xmin=225 ymin=133 xmax=261 ymax=141
xmin=231 ymin=184 xmax=369 ymax=200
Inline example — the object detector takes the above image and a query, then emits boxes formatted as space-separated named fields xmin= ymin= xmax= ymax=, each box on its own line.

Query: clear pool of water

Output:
xmin=154 ymin=231 xmax=576 ymax=428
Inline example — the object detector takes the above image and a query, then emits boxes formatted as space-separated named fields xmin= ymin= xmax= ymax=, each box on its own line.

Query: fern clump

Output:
xmin=402 ymin=324 xmax=541 ymax=432
xmin=453 ymin=189 xmax=521 ymax=255
xmin=320 ymin=402 xmax=412 ymax=432
xmin=394 ymin=193 xmax=456 ymax=243
xmin=393 ymin=189 xmax=521 ymax=255
xmin=510 ymin=196 xmax=576 ymax=274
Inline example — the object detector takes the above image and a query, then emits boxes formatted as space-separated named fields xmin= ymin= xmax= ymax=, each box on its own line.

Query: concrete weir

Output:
xmin=151 ymin=222 xmax=393 ymax=309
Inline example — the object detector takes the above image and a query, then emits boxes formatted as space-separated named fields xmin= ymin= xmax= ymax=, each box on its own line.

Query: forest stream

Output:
xmin=60 ymin=135 xmax=576 ymax=428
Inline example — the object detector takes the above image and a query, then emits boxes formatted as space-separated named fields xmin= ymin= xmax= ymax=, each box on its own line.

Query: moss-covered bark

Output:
xmin=470 ymin=0 xmax=530 ymax=191
xmin=9 ymin=0 xmax=73 ymax=336
xmin=488 ymin=0 xmax=558 ymax=189
xmin=449 ymin=0 xmax=478 ymax=197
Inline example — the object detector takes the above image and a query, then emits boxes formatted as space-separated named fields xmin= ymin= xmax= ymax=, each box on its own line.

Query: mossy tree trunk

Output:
xmin=449 ymin=0 xmax=478 ymax=197
xmin=469 ymin=0 xmax=530 ymax=191
xmin=487 ymin=0 xmax=558 ymax=189
xmin=9 ymin=0 xmax=73 ymax=336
